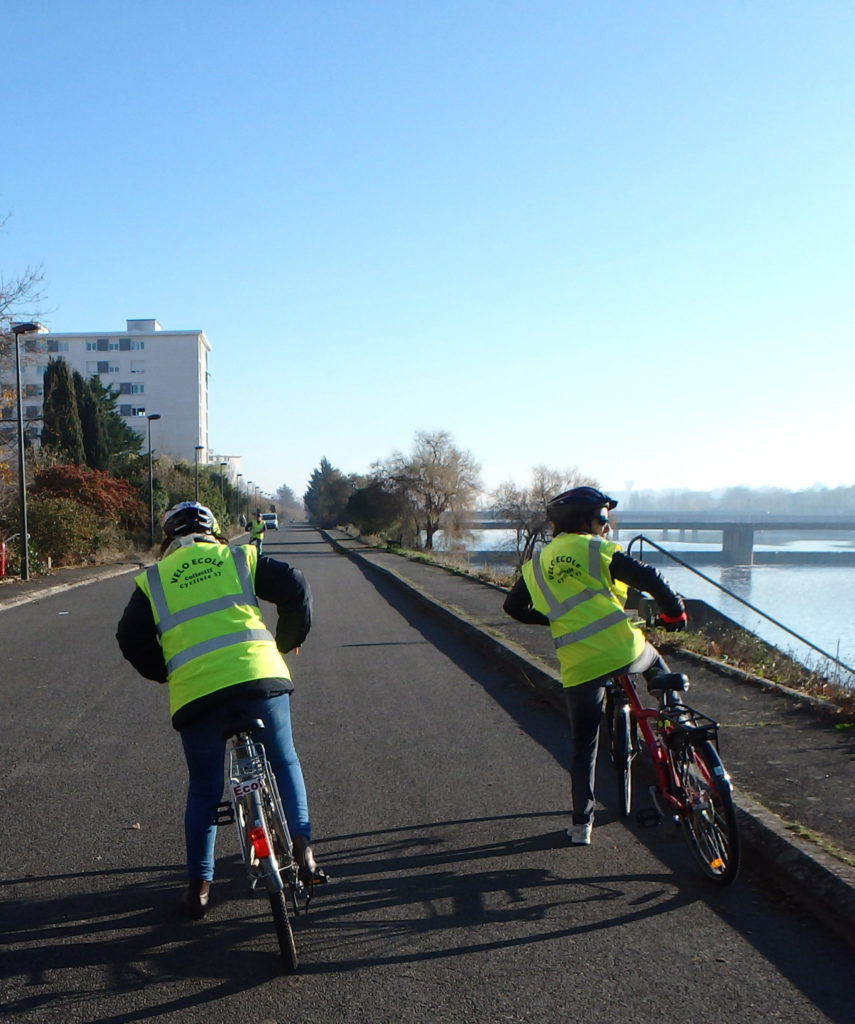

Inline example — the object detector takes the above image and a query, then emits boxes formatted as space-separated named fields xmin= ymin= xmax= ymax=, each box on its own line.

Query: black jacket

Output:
xmin=503 ymin=543 xmax=685 ymax=625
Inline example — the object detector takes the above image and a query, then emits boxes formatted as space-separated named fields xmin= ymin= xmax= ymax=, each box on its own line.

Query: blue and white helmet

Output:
xmin=162 ymin=501 xmax=217 ymax=539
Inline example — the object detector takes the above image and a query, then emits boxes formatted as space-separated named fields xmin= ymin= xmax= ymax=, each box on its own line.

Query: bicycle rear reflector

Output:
xmin=249 ymin=826 xmax=272 ymax=858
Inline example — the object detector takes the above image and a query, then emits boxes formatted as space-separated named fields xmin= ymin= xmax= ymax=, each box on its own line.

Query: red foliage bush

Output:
xmin=30 ymin=465 xmax=147 ymax=530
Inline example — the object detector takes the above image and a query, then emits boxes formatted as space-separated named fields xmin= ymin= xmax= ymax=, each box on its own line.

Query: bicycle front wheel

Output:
xmin=269 ymin=889 xmax=298 ymax=970
xmin=673 ymin=738 xmax=740 ymax=885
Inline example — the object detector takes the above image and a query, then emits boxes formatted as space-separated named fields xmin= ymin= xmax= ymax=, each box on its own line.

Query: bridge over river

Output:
xmin=465 ymin=511 xmax=855 ymax=565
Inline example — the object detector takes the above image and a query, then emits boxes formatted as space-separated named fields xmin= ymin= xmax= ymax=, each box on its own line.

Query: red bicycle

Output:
xmin=604 ymin=670 xmax=740 ymax=885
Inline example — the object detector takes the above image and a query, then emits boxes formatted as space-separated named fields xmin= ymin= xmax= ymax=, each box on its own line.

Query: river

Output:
xmin=432 ymin=530 xmax=855 ymax=686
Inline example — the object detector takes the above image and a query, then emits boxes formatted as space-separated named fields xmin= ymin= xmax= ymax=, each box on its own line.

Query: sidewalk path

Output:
xmin=0 ymin=560 xmax=143 ymax=611
xmin=321 ymin=529 xmax=855 ymax=950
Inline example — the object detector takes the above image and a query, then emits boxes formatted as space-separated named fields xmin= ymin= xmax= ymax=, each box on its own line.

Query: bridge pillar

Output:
xmin=722 ymin=525 xmax=754 ymax=565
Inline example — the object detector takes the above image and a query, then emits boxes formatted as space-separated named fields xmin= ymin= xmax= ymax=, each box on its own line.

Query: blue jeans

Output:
xmin=179 ymin=694 xmax=310 ymax=881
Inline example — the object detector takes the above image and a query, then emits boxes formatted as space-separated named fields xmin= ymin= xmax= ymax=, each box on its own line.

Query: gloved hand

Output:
xmin=657 ymin=611 xmax=688 ymax=633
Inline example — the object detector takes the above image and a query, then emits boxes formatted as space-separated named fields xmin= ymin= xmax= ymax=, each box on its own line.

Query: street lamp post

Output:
xmin=194 ymin=445 xmax=204 ymax=500
xmin=147 ymin=414 xmax=161 ymax=547
xmin=10 ymin=322 xmax=45 ymax=581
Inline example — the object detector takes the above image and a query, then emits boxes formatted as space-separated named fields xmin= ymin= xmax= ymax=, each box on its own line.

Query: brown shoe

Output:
xmin=292 ymin=835 xmax=329 ymax=885
xmin=180 ymin=879 xmax=210 ymax=919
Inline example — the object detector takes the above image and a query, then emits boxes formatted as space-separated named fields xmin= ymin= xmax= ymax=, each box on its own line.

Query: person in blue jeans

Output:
xmin=116 ymin=501 xmax=326 ymax=918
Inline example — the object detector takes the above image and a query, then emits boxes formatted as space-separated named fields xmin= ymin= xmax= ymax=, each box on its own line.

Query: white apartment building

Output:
xmin=10 ymin=318 xmax=214 ymax=464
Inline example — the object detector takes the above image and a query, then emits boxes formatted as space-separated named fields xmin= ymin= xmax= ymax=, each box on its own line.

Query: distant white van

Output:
xmin=260 ymin=513 xmax=279 ymax=531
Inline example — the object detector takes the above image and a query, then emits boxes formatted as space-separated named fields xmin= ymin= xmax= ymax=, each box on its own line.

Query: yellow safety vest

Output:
xmin=521 ymin=532 xmax=646 ymax=687
xmin=251 ymin=519 xmax=265 ymax=540
xmin=135 ymin=540 xmax=290 ymax=718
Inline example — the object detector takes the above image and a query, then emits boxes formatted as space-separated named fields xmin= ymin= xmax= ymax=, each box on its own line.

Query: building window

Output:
xmin=109 ymin=364 xmax=120 ymax=374
xmin=131 ymin=407 xmax=146 ymax=416
xmin=24 ymin=384 xmax=43 ymax=397
xmin=25 ymin=406 xmax=40 ymax=419
xmin=56 ymin=341 xmax=68 ymax=352
xmin=131 ymin=360 xmax=145 ymax=373
xmin=87 ymin=361 xmax=99 ymax=373
xmin=130 ymin=340 xmax=145 ymax=350
xmin=109 ymin=341 xmax=119 ymax=351
xmin=86 ymin=341 xmax=98 ymax=351
xmin=131 ymin=383 xmax=144 ymax=394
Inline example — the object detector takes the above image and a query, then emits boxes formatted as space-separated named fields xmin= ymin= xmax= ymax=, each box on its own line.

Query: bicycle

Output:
xmin=603 ymin=670 xmax=740 ymax=885
xmin=214 ymin=717 xmax=310 ymax=970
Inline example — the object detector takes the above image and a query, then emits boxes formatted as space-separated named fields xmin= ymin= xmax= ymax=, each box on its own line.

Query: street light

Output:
xmin=147 ymin=414 xmax=161 ymax=547
xmin=194 ymin=445 xmax=204 ymax=500
xmin=10 ymin=322 xmax=46 ymax=581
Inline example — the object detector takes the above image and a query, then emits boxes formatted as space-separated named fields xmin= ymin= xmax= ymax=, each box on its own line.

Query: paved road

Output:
xmin=1 ymin=525 xmax=852 ymax=1023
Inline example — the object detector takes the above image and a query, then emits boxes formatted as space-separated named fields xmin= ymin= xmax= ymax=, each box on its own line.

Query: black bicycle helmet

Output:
xmin=162 ymin=501 xmax=216 ymax=539
xmin=546 ymin=486 xmax=617 ymax=523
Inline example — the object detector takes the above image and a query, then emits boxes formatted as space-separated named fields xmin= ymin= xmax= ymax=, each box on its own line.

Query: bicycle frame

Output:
xmin=612 ymin=672 xmax=720 ymax=818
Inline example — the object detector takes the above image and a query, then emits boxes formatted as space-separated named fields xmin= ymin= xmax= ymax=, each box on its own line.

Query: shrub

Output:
xmin=30 ymin=464 xmax=147 ymax=531
xmin=26 ymin=495 xmax=101 ymax=566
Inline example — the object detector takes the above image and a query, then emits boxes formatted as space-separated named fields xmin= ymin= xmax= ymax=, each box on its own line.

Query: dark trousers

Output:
xmin=563 ymin=643 xmax=669 ymax=824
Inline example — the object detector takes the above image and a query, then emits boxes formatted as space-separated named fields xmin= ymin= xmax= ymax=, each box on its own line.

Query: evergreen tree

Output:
xmin=73 ymin=370 xmax=109 ymax=469
xmin=41 ymin=358 xmax=85 ymax=464
xmin=87 ymin=376 xmax=143 ymax=462
xmin=303 ymin=457 xmax=355 ymax=527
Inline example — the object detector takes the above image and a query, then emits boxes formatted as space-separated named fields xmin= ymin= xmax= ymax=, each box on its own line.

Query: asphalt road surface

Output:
xmin=1 ymin=525 xmax=852 ymax=1024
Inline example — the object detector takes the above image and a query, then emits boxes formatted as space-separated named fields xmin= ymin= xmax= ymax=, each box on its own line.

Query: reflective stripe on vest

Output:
xmin=553 ymin=608 xmax=634 ymax=648
xmin=166 ymin=627 xmax=275 ymax=674
xmin=144 ymin=545 xmax=276 ymax=676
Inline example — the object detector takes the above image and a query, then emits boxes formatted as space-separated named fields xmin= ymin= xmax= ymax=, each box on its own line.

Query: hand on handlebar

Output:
xmin=657 ymin=611 xmax=688 ymax=633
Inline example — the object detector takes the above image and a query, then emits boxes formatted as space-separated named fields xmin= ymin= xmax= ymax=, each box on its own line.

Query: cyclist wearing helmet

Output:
xmin=116 ymin=501 xmax=325 ymax=917
xmin=503 ymin=486 xmax=686 ymax=846
xmin=250 ymin=511 xmax=266 ymax=554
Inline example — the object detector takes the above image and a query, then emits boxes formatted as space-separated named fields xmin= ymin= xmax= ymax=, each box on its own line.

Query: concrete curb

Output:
xmin=0 ymin=563 xmax=141 ymax=612
xmin=323 ymin=530 xmax=855 ymax=950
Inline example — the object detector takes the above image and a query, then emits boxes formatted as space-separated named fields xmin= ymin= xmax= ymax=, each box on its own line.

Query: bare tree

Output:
xmin=378 ymin=430 xmax=482 ymax=550
xmin=0 ymin=226 xmax=47 ymax=480
xmin=492 ymin=465 xmax=597 ymax=562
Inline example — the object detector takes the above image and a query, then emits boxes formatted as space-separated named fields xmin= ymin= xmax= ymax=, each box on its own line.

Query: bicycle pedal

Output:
xmin=636 ymin=807 xmax=663 ymax=829
xmin=214 ymin=801 xmax=235 ymax=826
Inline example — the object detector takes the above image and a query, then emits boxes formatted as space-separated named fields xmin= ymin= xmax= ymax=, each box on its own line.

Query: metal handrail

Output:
xmin=626 ymin=533 xmax=855 ymax=679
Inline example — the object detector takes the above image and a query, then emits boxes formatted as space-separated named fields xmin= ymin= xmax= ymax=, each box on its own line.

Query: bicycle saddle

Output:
xmin=645 ymin=672 xmax=690 ymax=694
xmin=221 ymin=717 xmax=265 ymax=741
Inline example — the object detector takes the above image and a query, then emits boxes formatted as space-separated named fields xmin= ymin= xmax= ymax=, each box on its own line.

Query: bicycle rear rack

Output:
xmin=658 ymin=703 xmax=720 ymax=747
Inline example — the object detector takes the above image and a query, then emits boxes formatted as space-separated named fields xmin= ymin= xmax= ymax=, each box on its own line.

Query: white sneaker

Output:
xmin=567 ymin=821 xmax=593 ymax=845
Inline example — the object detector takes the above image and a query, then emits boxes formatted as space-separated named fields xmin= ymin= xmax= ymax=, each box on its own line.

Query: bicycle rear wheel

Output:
xmin=269 ymin=889 xmax=298 ymax=970
xmin=672 ymin=738 xmax=740 ymax=885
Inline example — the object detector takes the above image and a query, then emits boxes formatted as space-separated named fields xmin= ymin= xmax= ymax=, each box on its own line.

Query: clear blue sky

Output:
xmin=4 ymin=1 xmax=853 ymax=502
